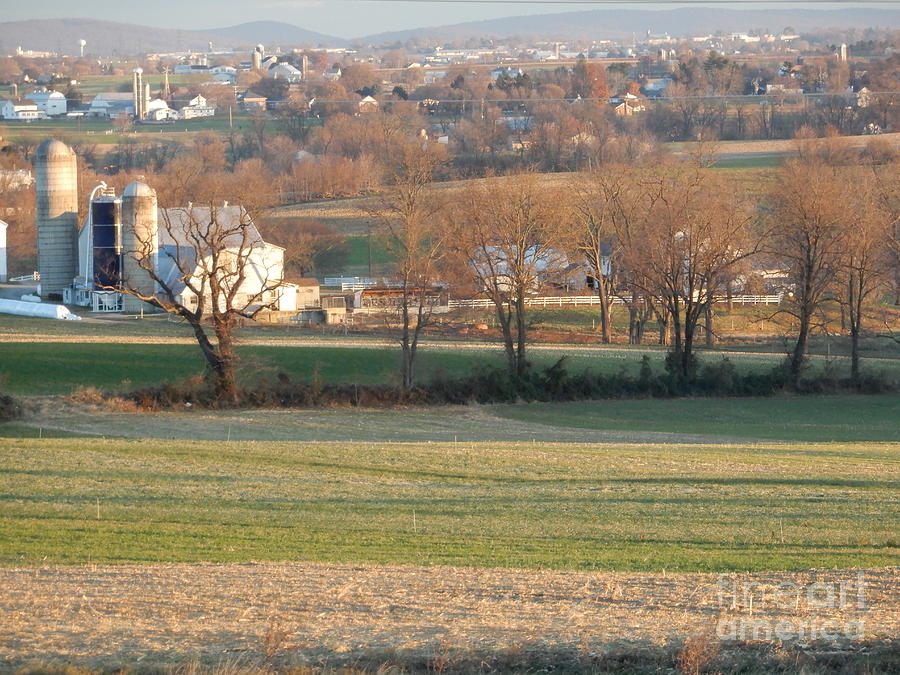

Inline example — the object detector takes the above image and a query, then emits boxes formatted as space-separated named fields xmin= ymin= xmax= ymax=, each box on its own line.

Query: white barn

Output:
xmin=72 ymin=190 xmax=297 ymax=314
xmin=25 ymin=90 xmax=67 ymax=116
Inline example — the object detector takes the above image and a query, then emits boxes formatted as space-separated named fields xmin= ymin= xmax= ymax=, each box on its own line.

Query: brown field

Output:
xmin=270 ymin=174 xmax=577 ymax=235
xmin=1 ymin=564 xmax=896 ymax=671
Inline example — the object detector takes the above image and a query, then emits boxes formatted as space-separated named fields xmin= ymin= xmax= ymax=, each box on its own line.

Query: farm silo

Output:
xmin=89 ymin=189 xmax=122 ymax=289
xmin=121 ymin=181 xmax=158 ymax=312
xmin=35 ymin=139 xmax=78 ymax=300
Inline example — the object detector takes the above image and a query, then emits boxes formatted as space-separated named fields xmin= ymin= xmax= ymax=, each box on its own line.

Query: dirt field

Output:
xmin=1 ymin=564 xmax=896 ymax=670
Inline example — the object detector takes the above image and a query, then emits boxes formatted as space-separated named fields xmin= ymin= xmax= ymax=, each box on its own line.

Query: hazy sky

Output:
xmin=3 ymin=1 xmax=892 ymax=38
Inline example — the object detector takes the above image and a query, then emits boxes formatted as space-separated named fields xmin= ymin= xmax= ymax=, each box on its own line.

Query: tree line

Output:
xmin=112 ymin=131 xmax=898 ymax=402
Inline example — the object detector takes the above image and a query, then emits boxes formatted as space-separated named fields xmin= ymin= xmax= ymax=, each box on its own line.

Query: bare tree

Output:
xmin=836 ymin=164 xmax=897 ymax=380
xmin=768 ymin=157 xmax=849 ymax=383
xmin=616 ymin=164 xmax=756 ymax=380
xmin=113 ymin=160 xmax=283 ymax=402
xmin=565 ymin=168 xmax=634 ymax=343
xmin=449 ymin=174 xmax=565 ymax=377
xmin=377 ymin=139 xmax=447 ymax=391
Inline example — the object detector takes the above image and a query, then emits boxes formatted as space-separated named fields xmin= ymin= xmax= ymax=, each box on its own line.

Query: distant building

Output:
xmin=357 ymin=95 xmax=379 ymax=114
xmin=179 ymin=94 xmax=216 ymax=119
xmin=0 ymin=100 xmax=46 ymax=121
xmin=210 ymin=66 xmax=237 ymax=84
xmin=241 ymin=90 xmax=267 ymax=113
xmin=173 ymin=64 xmax=210 ymax=75
xmin=25 ymin=89 xmax=67 ymax=116
xmin=269 ymin=62 xmax=303 ymax=83
xmin=88 ymin=93 xmax=135 ymax=118
xmin=145 ymin=98 xmax=176 ymax=121
xmin=613 ymin=93 xmax=646 ymax=116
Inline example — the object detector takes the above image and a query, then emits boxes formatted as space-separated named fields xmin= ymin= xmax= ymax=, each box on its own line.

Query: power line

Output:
xmin=337 ymin=0 xmax=900 ymax=4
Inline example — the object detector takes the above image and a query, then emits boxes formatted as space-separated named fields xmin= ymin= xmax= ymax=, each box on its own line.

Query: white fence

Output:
xmin=448 ymin=294 xmax=782 ymax=309
xmin=8 ymin=271 xmax=40 ymax=282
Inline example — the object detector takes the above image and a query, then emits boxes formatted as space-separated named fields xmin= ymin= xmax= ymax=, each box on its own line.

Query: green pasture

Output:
xmin=0 ymin=435 xmax=896 ymax=570
xmin=3 ymin=338 xmax=898 ymax=397
xmin=496 ymin=395 xmax=900 ymax=443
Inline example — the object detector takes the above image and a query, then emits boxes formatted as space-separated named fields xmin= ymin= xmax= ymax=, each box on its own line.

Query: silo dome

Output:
xmin=36 ymin=139 xmax=75 ymax=160
xmin=123 ymin=181 xmax=156 ymax=198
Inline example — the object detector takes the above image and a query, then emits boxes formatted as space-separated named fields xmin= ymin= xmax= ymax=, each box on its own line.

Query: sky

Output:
xmin=2 ymin=1 xmax=894 ymax=39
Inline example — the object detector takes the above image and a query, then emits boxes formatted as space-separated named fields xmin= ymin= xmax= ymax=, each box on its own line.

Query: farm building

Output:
xmin=32 ymin=139 xmax=298 ymax=315
xmin=25 ymin=90 xmax=67 ymax=116
xmin=0 ymin=100 xmax=46 ymax=121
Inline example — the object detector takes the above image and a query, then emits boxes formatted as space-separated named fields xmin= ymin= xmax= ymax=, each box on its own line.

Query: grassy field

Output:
xmin=495 ymin=395 xmax=900 ymax=443
xmin=3 ymin=338 xmax=898 ymax=396
xmin=1 ymin=433 xmax=897 ymax=570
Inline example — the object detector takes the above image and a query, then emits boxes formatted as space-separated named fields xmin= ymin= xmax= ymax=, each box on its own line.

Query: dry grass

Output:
xmin=0 ymin=564 xmax=896 ymax=671
xmin=676 ymin=632 xmax=721 ymax=675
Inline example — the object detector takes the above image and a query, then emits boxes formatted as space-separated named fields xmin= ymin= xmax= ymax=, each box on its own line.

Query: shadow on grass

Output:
xmin=9 ymin=638 xmax=900 ymax=674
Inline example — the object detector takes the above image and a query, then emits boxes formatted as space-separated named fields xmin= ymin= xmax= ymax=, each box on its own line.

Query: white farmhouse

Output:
xmin=179 ymin=94 xmax=216 ymax=119
xmin=0 ymin=100 xmax=46 ymax=121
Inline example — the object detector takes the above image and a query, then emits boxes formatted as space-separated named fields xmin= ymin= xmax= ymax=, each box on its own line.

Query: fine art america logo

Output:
xmin=715 ymin=573 xmax=867 ymax=641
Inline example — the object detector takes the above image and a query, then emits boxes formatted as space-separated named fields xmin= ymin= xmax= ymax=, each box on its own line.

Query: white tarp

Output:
xmin=0 ymin=298 xmax=80 ymax=320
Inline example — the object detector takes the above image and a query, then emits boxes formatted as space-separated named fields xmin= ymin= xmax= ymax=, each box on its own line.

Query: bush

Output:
xmin=118 ymin=356 xmax=899 ymax=411
xmin=0 ymin=393 xmax=23 ymax=422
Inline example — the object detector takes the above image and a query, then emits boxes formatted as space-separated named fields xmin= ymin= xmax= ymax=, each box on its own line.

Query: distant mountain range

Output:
xmin=1 ymin=8 xmax=899 ymax=57
xmin=361 ymin=7 xmax=900 ymax=43
xmin=0 ymin=18 xmax=343 ymax=56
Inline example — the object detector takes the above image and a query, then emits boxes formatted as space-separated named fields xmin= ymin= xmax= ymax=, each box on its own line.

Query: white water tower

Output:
xmin=79 ymin=39 xmax=86 ymax=58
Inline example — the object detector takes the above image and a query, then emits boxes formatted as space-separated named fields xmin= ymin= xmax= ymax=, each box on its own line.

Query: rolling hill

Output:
xmin=362 ymin=7 xmax=900 ymax=44
xmin=0 ymin=18 xmax=343 ymax=56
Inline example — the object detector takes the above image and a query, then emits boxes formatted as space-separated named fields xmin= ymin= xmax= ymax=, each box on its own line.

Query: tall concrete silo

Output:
xmin=121 ymin=181 xmax=158 ymax=313
xmin=35 ymin=139 xmax=78 ymax=300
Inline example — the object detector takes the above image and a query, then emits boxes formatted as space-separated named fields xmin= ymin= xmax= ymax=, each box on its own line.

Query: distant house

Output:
xmin=0 ymin=100 xmax=46 ymax=121
xmin=269 ymin=62 xmax=303 ymax=83
xmin=641 ymin=75 xmax=673 ymax=97
xmin=422 ymin=68 xmax=446 ymax=84
xmin=210 ymin=66 xmax=237 ymax=84
xmin=173 ymin=64 xmax=210 ymax=75
xmin=88 ymin=93 xmax=134 ymax=118
xmin=613 ymin=93 xmax=646 ymax=116
xmin=180 ymin=94 xmax=216 ymax=119
xmin=490 ymin=66 xmax=524 ymax=81
xmin=766 ymin=82 xmax=804 ymax=96
xmin=357 ymin=95 xmax=379 ymax=114
xmin=25 ymin=89 xmax=67 ymax=116
xmin=295 ymin=278 xmax=321 ymax=309
xmin=241 ymin=90 xmax=267 ymax=113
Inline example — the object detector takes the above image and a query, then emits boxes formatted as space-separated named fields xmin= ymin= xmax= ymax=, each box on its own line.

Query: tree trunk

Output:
xmin=515 ymin=291 xmax=528 ymax=378
xmin=705 ymin=304 xmax=716 ymax=347
xmin=682 ymin=320 xmax=695 ymax=380
xmin=850 ymin=324 xmax=860 ymax=384
xmin=790 ymin=308 xmax=811 ymax=384
xmin=400 ymin=291 xmax=413 ymax=392
xmin=597 ymin=281 xmax=611 ymax=344
xmin=212 ymin=318 xmax=239 ymax=403
xmin=496 ymin=302 xmax=517 ymax=375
